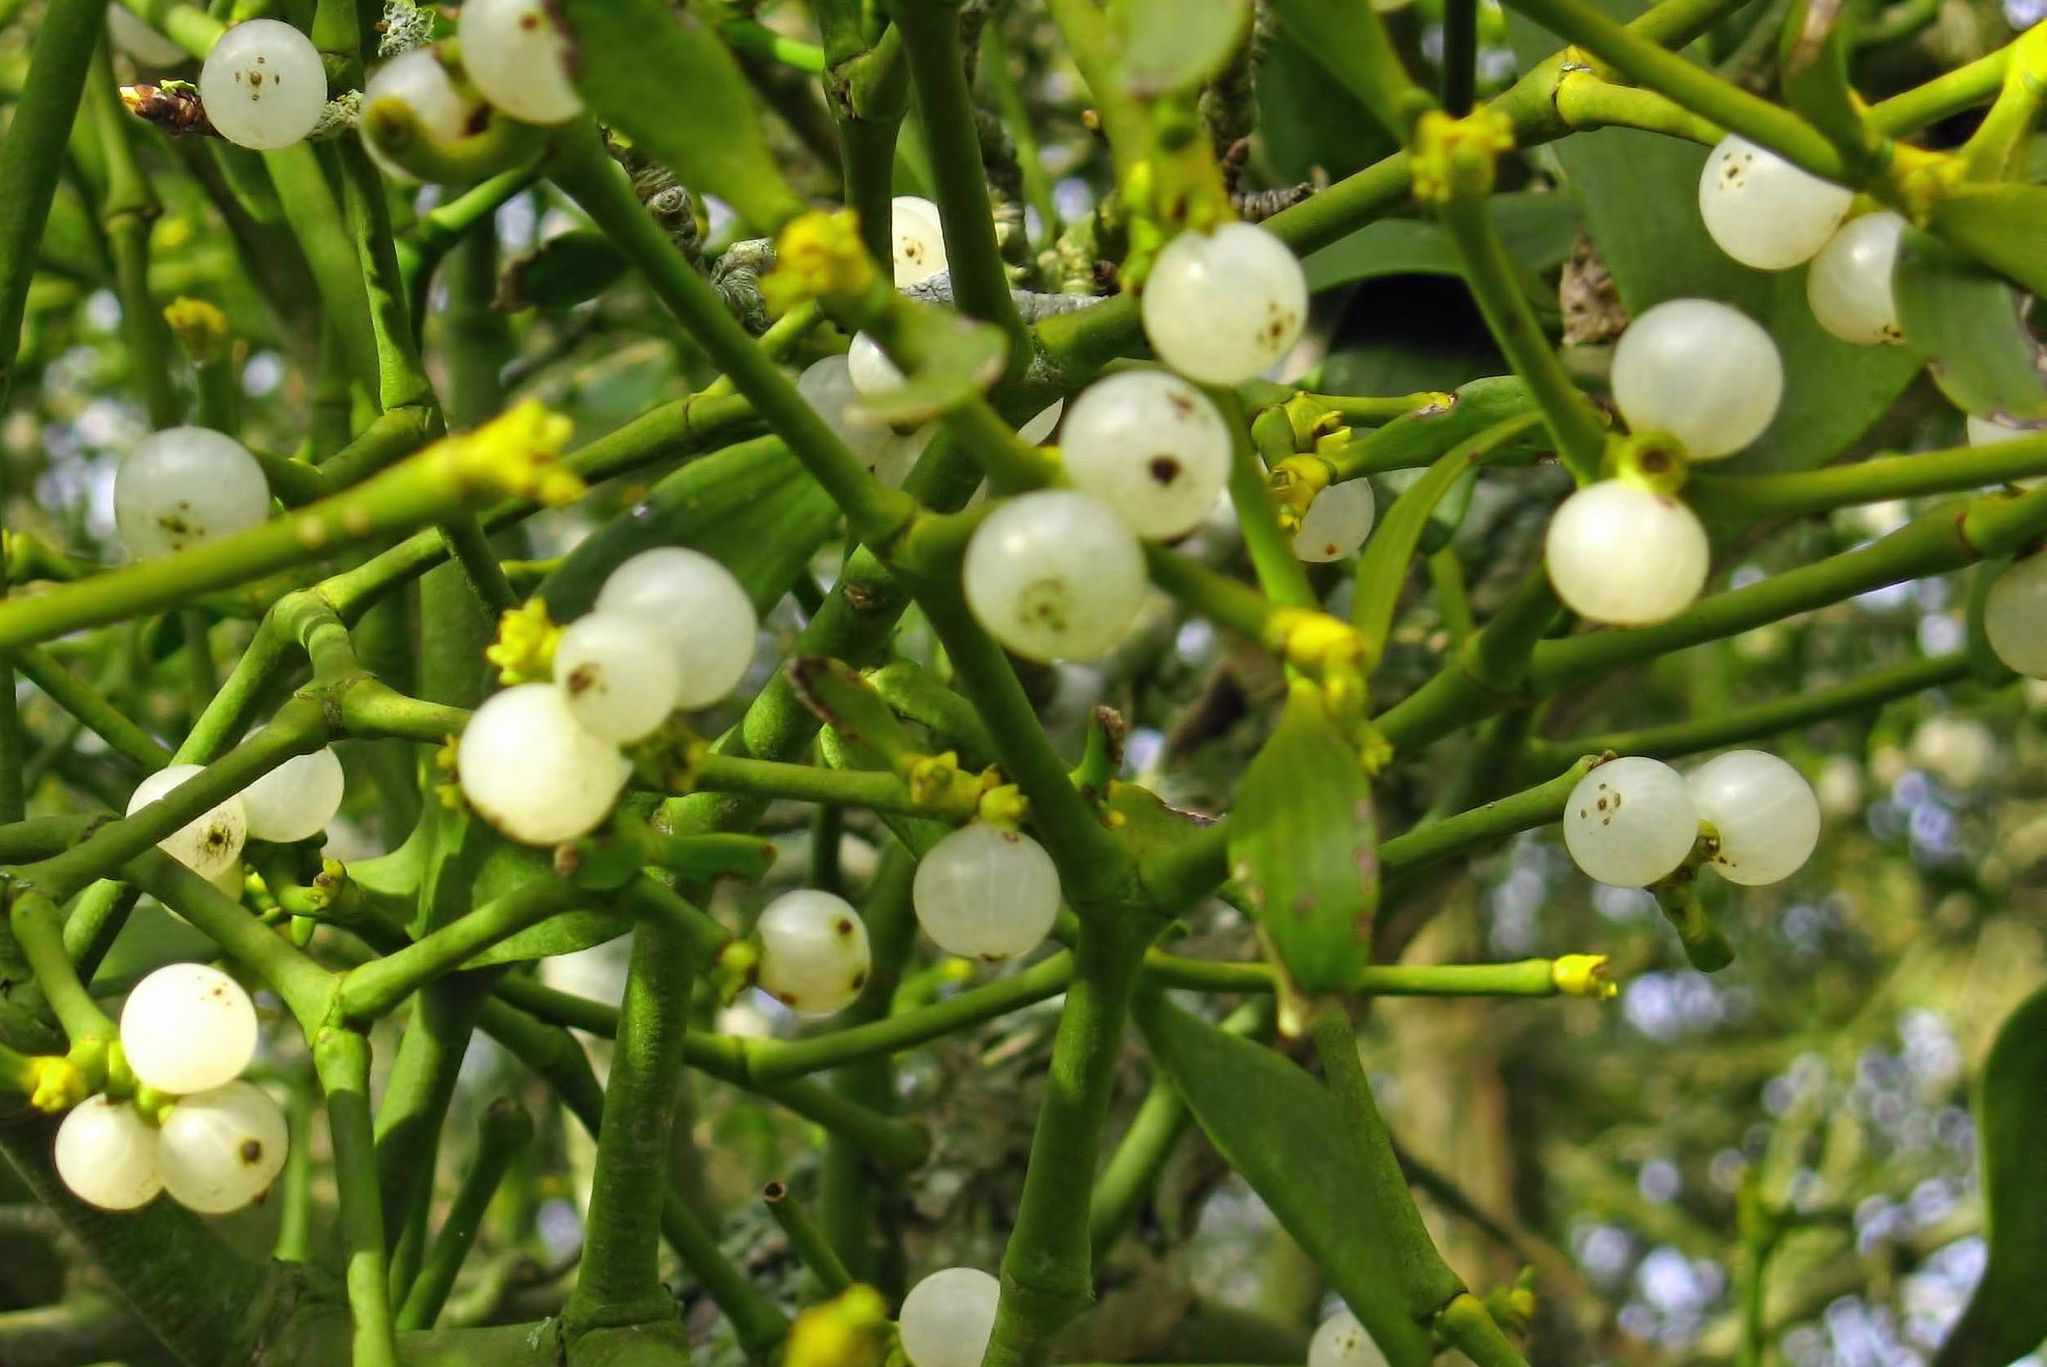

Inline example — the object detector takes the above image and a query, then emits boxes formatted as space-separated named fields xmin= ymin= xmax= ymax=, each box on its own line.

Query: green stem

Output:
xmin=1687 ymin=432 xmax=2047 ymax=522
xmin=313 ymin=1027 xmax=399 ymax=1367
xmin=1234 ymin=399 xmax=1319 ymax=607
xmin=764 ymin=1180 xmax=855 ymax=1294
xmin=88 ymin=44 xmax=179 ymax=429
xmin=1443 ymin=0 xmax=1481 ymax=112
xmin=123 ymin=850 xmax=335 ymax=1024
xmin=264 ymin=144 xmax=381 ymax=391
xmin=9 ymin=890 xmax=118 ymax=1044
xmin=13 ymin=645 xmax=171 ymax=769
xmin=395 ymin=1099 xmax=533 ymax=1331
xmin=336 ymin=881 xmax=583 ymax=1022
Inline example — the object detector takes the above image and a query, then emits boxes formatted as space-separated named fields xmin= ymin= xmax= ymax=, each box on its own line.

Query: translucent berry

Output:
xmin=797 ymin=355 xmax=896 ymax=469
xmin=120 ymin=962 xmax=259 ymax=1096
xmin=846 ymin=332 xmax=903 ymax=401
xmin=1562 ymin=757 xmax=1699 ymax=888
xmin=1698 ymin=135 xmax=1852 ymax=271
xmin=1545 ymin=480 xmax=1710 ymax=627
xmin=362 ymin=49 xmax=483 ymax=167
xmin=876 ymin=424 xmax=937 ymax=489
xmin=1806 ymin=213 xmax=1906 ymax=346
xmin=457 ymin=683 xmax=630 ymax=845
xmin=553 ymin=612 xmax=684 ymax=743
xmin=754 ymin=890 xmax=871 ymax=1015
xmin=595 ymin=547 xmax=759 ymax=708
xmin=238 ymin=747 xmax=346 ymax=844
xmin=1017 ymin=400 xmax=1065 ymax=447
xmin=962 ymin=490 xmax=1148 ymax=661
xmin=892 ymin=196 xmax=949 ymax=287
xmin=899 ymin=1267 xmax=1000 ymax=1367
xmin=198 ymin=19 xmax=328 ymax=151
xmin=55 ymin=1095 xmax=162 ymax=1211
xmin=458 ymin=0 xmax=583 ymax=125
xmin=107 ymin=5 xmax=188 ymax=65
xmin=115 ymin=426 xmax=271 ymax=560
xmin=1310 ymin=1309 xmax=1391 ymax=1367
xmin=156 ymin=1080 xmax=289 ymax=1214
xmin=1611 ymin=299 xmax=1783 ymax=460
xmin=1986 ymin=556 xmax=2047 ymax=678
xmin=1685 ymin=750 xmax=1820 ymax=886
xmin=1141 ymin=222 xmax=1307 ymax=385
xmin=127 ymin=763 xmax=248 ymax=882
xmin=912 ymin=824 xmax=1062 ymax=960
xmin=1060 ymin=371 xmax=1230 ymax=539
xmin=1294 ymin=479 xmax=1378 ymax=563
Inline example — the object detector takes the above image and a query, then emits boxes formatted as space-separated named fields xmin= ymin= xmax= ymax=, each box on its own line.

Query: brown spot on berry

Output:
xmin=240 ymin=1139 xmax=263 ymax=1164
xmin=1148 ymin=456 xmax=1181 ymax=485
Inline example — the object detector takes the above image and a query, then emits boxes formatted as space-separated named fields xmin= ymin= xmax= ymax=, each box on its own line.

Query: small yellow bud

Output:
xmin=1551 ymin=953 xmax=1618 ymax=1000
xmin=785 ymin=1285 xmax=890 ymax=1367
xmin=485 ymin=599 xmax=562 ymax=686
xmin=977 ymin=782 xmax=1030 ymax=830
xmin=1409 ymin=108 xmax=1516 ymax=203
xmin=27 ymin=1056 xmax=89 ymax=1114
xmin=763 ymin=209 xmax=878 ymax=313
xmin=162 ymin=297 xmax=232 ymax=365
xmin=1267 ymin=454 xmax=1333 ymax=531
xmin=443 ymin=400 xmax=583 ymax=504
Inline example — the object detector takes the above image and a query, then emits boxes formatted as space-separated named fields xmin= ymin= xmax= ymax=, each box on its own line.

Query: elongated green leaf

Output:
xmin=1133 ymin=992 xmax=1435 ymax=1366
xmin=1895 ymin=226 xmax=2047 ymax=424
xmin=557 ymin=0 xmax=805 ymax=231
xmin=499 ymin=228 xmax=627 ymax=311
xmin=1331 ymin=376 xmax=1541 ymax=476
xmin=1112 ymin=0 xmax=1252 ymax=97
xmin=1933 ymin=984 xmax=2047 ymax=1366
xmin=1776 ymin=0 xmax=1871 ymax=169
xmin=1504 ymin=5 xmax=1921 ymax=472
xmin=1303 ymin=195 xmax=1581 ymax=293
xmin=1929 ymin=183 xmax=2047 ymax=300
xmin=789 ymin=656 xmax=919 ymax=767
xmin=465 ymin=910 xmax=628 ymax=970
xmin=1227 ymin=685 xmax=1377 ymax=995
xmin=539 ymin=436 xmax=840 ymax=619
xmin=1267 ymin=0 xmax=1422 ymax=138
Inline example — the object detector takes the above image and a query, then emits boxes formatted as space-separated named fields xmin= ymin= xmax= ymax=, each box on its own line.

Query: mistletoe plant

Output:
xmin=0 ymin=0 xmax=2044 ymax=1363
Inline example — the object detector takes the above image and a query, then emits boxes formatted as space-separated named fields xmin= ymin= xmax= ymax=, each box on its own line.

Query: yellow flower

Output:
xmin=485 ymin=599 xmax=562 ymax=686
xmin=783 ymin=1285 xmax=890 ymax=1367
xmin=444 ymin=401 xmax=584 ymax=506
xmin=763 ymin=209 xmax=878 ymax=313
xmin=162 ymin=297 xmax=231 ymax=366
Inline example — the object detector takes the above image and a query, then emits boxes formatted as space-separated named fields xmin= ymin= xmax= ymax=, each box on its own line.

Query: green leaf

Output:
xmin=1133 ymin=992 xmax=1434 ymax=1367
xmin=539 ymin=435 xmax=841 ymax=620
xmin=1226 ymin=685 xmax=1377 ymax=996
xmin=1504 ymin=5 xmax=1921 ymax=472
xmin=860 ymin=307 xmax=1010 ymax=426
xmin=465 ymin=910 xmax=629 ymax=970
xmin=1333 ymin=376 xmax=1542 ymax=474
xmin=788 ymin=656 xmax=919 ymax=766
xmin=556 ymin=0 xmax=805 ymax=231
xmin=1303 ymin=194 xmax=1581 ymax=293
xmin=1933 ymin=984 xmax=2047 ymax=1367
xmin=1928 ymin=183 xmax=2047 ymax=300
xmin=1111 ymin=0 xmax=1252 ymax=97
xmin=1895 ymin=226 xmax=2047 ymax=424
xmin=1776 ymin=0 xmax=1872 ymax=171
xmin=498 ymin=229 xmax=627 ymax=311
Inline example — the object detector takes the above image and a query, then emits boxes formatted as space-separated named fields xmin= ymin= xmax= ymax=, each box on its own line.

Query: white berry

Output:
xmin=120 ymin=963 xmax=259 ymax=1096
xmin=156 ymin=1081 xmax=289 ymax=1214
xmin=1685 ymin=750 xmax=1820 ymax=886
xmin=846 ymin=332 xmax=904 ymax=401
xmin=1968 ymin=414 xmax=2033 ymax=447
xmin=596 ymin=547 xmax=759 ymax=708
xmin=457 ymin=683 xmax=630 ymax=846
xmin=1141 ymin=222 xmax=1308 ymax=384
xmin=127 ymin=763 xmax=248 ymax=882
xmin=115 ymin=426 xmax=271 ymax=560
xmin=754 ymin=890 xmax=871 ymax=1015
xmin=1563 ymin=757 xmax=1699 ymax=888
xmin=362 ymin=49 xmax=481 ymax=165
xmin=1987 ymin=556 xmax=2047 ymax=678
xmin=1310 ymin=1310 xmax=1391 ymax=1367
xmin=238 ymin=747 xmax=345 ymax=844
xmin=1017 ymin=400 xmax=1064 ymax=447
xmin=912 ymin=824 xmax=1062 ymax=960
xmin=198 ymin=19 xmax=328 ymax=151
xmin=1545 ymin=480 xmax=1710 ymax=627
xmin=797 ymin=355 xmax=896 ymax=469
xmin=1611 ymin=299 xmax=1783 ymax=460
xmin=892 ymin=196 xmax=949 ymax=287
xmin=1295 ymin=479 xmax=1378 ymax=563
xmin=54 ymin=1095 xmax=162 ymax=1211
xmin=963 ymin=490 xmax=1148 ymax=661
xmin=107 ymin=5 xmax=188 ymax=65
xmin=1060 ymin=371 xmax=1230 ymax=540
xmin=1698 ymin=135 xmax=1852 ymax=271
xmin=458 ymin=0 xmax=583 ymax=125
xmin=899 ymin=1267 xmax=1000 ymax=1367
xmin=552 ymin=612 xmax=684 ymax=743
xmin=1806 ymin=212 xmax=1906 ymax=346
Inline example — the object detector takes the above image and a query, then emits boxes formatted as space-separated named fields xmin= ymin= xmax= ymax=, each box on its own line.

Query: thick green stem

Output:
xmin=395 ymin=1099 xmax=534 ymax=1331
xmin=314 ymin=1027 xmax=399 ymax=1367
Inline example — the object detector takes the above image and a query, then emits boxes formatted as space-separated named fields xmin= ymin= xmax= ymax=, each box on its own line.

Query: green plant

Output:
xmin=0 ymin=0 xmax=2045 ymax=1364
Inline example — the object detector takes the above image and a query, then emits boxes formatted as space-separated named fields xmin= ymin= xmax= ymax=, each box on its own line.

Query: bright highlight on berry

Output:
xmin=197 ymin=19 xmax=328 ymax=151
xmin=912 ymin=824 xmax=1063 ymax=960
xmin=754 ymin=890 xmax=872 ymax=1015
xmin=891 ymin=196 xmax=949 ymax=287
xmin=1698 ymin=135 xmax=1852 ymax=271
xmin=115 ymin=427 xmax=272 ymax=560
xmin=1685 ymin=750 xmax=1820 ymax=885
xmin=55 ymin=1095 xmax=162 ymax=1212
xmin=1611 ymin=299 xmax=1783 ymax=460
xmin=898 ymin=1266 xmax=1000 ymax=1367
xmin=962 ymin=490 xmax=1149 ymax=661
xmin=120 ymin=963 xmax=260 ymax=1097
xmin=127 ymin=764 xmax=248 ymax=882
xmin=1140 ymin=222 xmax=1308 ymax=385
xmin=553 ymin=612 xmax=684 ymax=743
xmin=458 ymin=0 xmax=584 ymax=125
xmin=1544 ymin=480 xmax=1710 ymax=627
xmin=1562 ymin=757 xmax=1699 ymax=888
xmin=1294 ymin=479 xmax=1378 ymax=563
xmin=1986 ymin=555 xmax=2047 ymax=678
xmin=1309 ymin=1309 xmax=1392 ymax=1367
xmin=155 ymin=1080 xmax=290 ymax=1214
xmin=457 ymin=683 xmax=631 ymax=846
xmin=596 ymin=547 xmax=759 ymax=708
xmin=1806 ymin=213 xmax=1906 ymax=347
xmin=238 ymin=747 xmax=346 ymax=844
xmin=1060 ymin=371 xmax=1231 ymax=540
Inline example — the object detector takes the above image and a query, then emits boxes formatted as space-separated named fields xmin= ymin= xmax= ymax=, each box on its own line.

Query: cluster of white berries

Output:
xmin=897 ymin=1266 xmax=1000 ymax=1367
xmin=129 ymin=747 xmax=348 ymax=893
xmin=1562 ymin=750 xmax=1820 ymax=890
xmin=911 ymin=823 xmax=1062 ymax=960
xmin=458 ymin=548 xmax=757 ymax=846
xmin=1310 ymin=1309 xmax=1391 ymax=1367
xmin=55 ymin=964 xmax=288 ymax=1215
xmin=753 ymin=889 xmax=872 ymax=1015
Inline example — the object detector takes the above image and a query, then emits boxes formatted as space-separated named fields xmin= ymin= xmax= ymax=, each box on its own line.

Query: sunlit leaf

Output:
xmin=1895 ymin=225 xmax=2047 ymax=424
xmin=1111 ymin=0 xmax=1253 ymax=97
